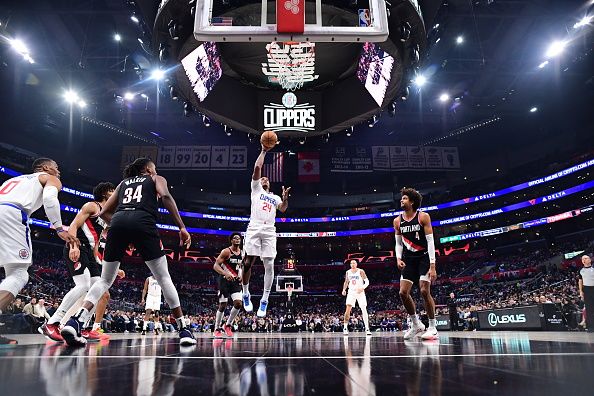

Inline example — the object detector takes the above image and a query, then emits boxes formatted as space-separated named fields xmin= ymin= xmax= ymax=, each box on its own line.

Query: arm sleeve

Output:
xmin=395 ymin=235 xmax=403 ymax=259
xmin=42 ymin=186 xmax=63 ymax=229
xmin=426 ymin=233 xmax=436 ymax=263
xmin=362 ymin=277 xmax=370 ymax=289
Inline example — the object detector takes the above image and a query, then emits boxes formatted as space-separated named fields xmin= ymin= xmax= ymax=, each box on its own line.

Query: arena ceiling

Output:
xmin=0 ymin=0 xmax=592 ymax=171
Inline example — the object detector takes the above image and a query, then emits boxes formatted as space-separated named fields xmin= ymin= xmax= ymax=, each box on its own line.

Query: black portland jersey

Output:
xmin=77 ymin=202 xmax=106 ymax=249
xmin=115 ymin=175 xmax=159 ymax=219
xmin=399 ymin=211 xmax=427 ymax=257
xmin=222 ymin=248 xmax=243 ymax=279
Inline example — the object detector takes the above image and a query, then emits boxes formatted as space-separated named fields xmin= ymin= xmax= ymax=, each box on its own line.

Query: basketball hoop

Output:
xmin=264 ymin=41 xmax=317 ymax=91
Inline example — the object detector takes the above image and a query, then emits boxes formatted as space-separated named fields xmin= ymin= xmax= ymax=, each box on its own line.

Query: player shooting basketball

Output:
xmin=242 ymin=132 xmax=290 ymax=317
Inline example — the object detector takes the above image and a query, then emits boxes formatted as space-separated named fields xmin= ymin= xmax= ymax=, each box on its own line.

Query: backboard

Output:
xmin=194 ymin=0 xmax=389 ymax=42
xmin=276 ymin=275 xmax=304 ymax=292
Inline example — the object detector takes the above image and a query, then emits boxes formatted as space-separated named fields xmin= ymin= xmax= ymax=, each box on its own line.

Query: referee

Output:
xmin=578 ymin=254 xmax=594 ymax=333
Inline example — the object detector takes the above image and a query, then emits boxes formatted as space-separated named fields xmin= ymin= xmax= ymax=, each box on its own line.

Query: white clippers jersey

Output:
xmin=249 ymin=179 xmax=282 ymax=227
xmin=0 ymin=172 xmax=47 ymax=215
xmin=147 ymin=276 xmax=162 ymax=297
xmin=347 ymin=269 xmax=364 ymax=291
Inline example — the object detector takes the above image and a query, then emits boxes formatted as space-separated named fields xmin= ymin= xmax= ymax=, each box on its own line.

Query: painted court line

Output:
xmin=2 ymin=352 xmax=594 ymax=360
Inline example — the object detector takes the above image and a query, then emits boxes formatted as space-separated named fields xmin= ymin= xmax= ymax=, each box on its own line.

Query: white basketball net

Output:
xmin=286 ymin=286 xmax=294 ymax=299
xmin=262 ymin=42 xmax=319 ymax=91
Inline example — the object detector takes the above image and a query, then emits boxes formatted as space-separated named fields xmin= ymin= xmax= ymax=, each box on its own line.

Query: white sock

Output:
xmin=262 ymin=258 xmax=274 ymax=301
xmin=92 ymin=323 xmax=101 ymax=331
xmin=242 ymin=284 xmax=250 ymax=294
xmin=412 ymin=314 xmax=421 ymax=326
xmin=175 ymin=316 xmax=187 ymax=330
xmin=75 ymin=307 xmax=92 ymax=325
xmin=343 ymin=322 xmax=348 ymax=329
xmin=226 ymin=307 xmax=240 ymax=326
xmin=429 ymin=318 xmax=437 ymax=329
xmin=215 ymin=310 xmax=224 ymax=329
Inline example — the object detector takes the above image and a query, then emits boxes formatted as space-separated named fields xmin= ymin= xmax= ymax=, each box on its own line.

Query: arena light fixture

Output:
xmin=573 ymin=15 xmax=592 ymax=29
xmin=545 ymin=40 xmax=567 ymax=58
xmin=114 ymin=33 xmax=122 ymax=42
xmin=538 ymin=60 xmax=549 ymax=69
xmin=183 ymin=101 xmax=193 ymax=117
xmin=439 ymin=93 xmax=450 ymax=102
xmin=456 ymin=36 xmax=464 ymax=44
xmin=530 ymin=107 xmax=538 ymax=113
xmin=140 ymin=93 xmax=148 ymax=99
xmin=124 ymin=92 xmax=135 ymax=101
xmin=78 ymin=100 xmax=87 ymax=108
xmin=9 ymin=38 xmax=28 ymax=54
xmin=63 ymin=90 xmax=80 ymax=104
xmin=130 ymin=14 xmax=140 ymax=23
xmin=202 ymin=115 xmax=211 ymax=127
xmin=137 ymin=38 xmax=144 ymax=44
xmin=413 ymin=74 xmax=427 ymax=87
xmin=151 ymin=68 xmax=166 ymax=81
xmin=368 ymin=115 xmax=378 ymax=127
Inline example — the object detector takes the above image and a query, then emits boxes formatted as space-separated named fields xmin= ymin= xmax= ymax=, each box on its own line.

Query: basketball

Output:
xmin=261 ymin=131 xmax=278 ymax=150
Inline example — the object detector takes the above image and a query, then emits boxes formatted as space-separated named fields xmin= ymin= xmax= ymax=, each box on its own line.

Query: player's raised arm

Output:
xmin=253 ymin=144 xmax=268 ymax=181
xmin=278 ymin=186 xmax=291 ymax=213
xmin=153 ymin=175 xmax=191 ymax=249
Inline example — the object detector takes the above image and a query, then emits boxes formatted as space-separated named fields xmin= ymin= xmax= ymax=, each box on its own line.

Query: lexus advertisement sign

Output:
xmin=477 ymin=305 xmax=543 ymax=330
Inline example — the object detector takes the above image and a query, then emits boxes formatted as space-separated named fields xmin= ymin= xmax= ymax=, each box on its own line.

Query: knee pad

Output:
xmin=0 ymin=265 xmax=29 ymax=296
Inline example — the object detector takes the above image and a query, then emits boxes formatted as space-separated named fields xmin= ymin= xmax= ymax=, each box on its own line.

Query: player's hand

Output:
xmin=342 ymin=290 xmax=346 ymax=296
xmin=179 ymin=227 xmax=191 ymax=249
xmin=117 ymin=270 xmax=126 ymax=279
xmin=60 ymin=231 xmax=79 ymax=247
xmin=69 ymin=245 xmax=81 ymax=263
xmin=261 ymin=143 xmax=270 ymax=152
xmin=224 ymin=273 xmax=235 ymax=281
xmin=282 ymin=186 xmax=291 ymax=201
xmin=427 ymin=265 xmax=437 ymax=282
xmin=580 ymin=292 xmax=584 ymax=300
xmin=397 ymin=258 xmax=406 ymax=270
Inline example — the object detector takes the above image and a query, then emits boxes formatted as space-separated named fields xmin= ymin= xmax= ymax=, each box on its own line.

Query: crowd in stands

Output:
xmin=1 ymin=238 xmax=591 ymax=335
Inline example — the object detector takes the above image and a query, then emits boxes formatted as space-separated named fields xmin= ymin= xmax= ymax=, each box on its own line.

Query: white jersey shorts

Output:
xmin=244 ymin=225 xmax=277 ymax=258
xmin=0 ymin=204 xmax=32 ymax=266
xmin=346 ymin=291 xmax=367 ymax=308
xmin=145 ymin=295 xmax=162 ymax=311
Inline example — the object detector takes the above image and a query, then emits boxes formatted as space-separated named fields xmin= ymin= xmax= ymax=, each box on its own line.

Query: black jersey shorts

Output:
xmin=64 ymin=244 xmax=101 ymax=278
xmin=400 ymin=253 xmax=431 ymax=284
xmin=103 ymin=210 xmax=164 ymax=262
xmin=217 ymin=277 xmax=242 ymax=303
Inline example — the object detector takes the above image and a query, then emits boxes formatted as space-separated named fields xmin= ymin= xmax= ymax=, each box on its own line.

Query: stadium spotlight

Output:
xmin=78 ymin=100 xmax=87 ymax=108
xmin=151 ymin=68 xmax=166 ymax=81
xmin=400 ymin=86 xmax=410 ymax=101
xmin=130 ymin=14 xmax=140 ymax=23
xmin=224 ymin=125 xmax=232 ymax=136
xmin=202 ymin=115 xmax=211 ymax=127
xmin=538 ymin=60 xmax=549 ymax=69
xmin=124 ymin=92 xmax=135 ymax=101
xmin=530 ymin=106 xmax=538 ymax=113
xmin=368 ymin=115 xmax=378 ymax=128
xmin=169 ymin=86 xmax=179 ymax=100
xmin=439 ymin=93 xmax=450 ymax=102
xmin=63 ymin=90 xmax=80 ymax=104
xmin=456 ymin=36 xmax=464 ymax=44
xmin=574 ymin=15 xmax=592 ymax=29
xmin=545 ymin=40 xmax=566 ymax=58
xmin=114 ymin=33 xmax=122 ymax=42
xmin=9 ymin=38 xmax=28 ymax=54
xmin=413 ymin=74 xmax=427 ymax=87
xmin=140 ymin=93 xmax=148 ymax=99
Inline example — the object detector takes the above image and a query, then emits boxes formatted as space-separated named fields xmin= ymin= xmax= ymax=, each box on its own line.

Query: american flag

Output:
xmin=262 ymin=152 xmax=284 ymax=182
xmin=211 ymin=17 xmax=233 ymax=26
